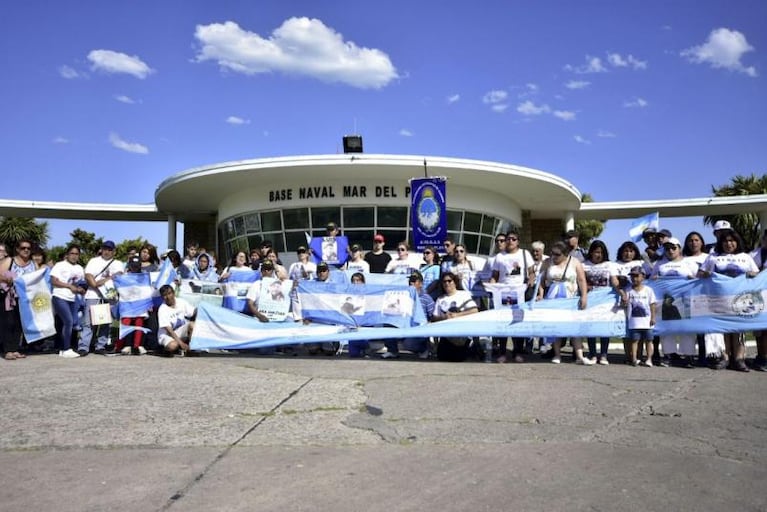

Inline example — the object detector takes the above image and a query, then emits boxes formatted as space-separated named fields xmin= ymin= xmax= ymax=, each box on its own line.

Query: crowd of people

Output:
xmin=1 ymin=218 xmax=766 ymax=372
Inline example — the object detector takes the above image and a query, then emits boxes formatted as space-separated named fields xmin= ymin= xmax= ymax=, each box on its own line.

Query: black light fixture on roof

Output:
xmin=342 ymin=135 xmax=363 ymax=153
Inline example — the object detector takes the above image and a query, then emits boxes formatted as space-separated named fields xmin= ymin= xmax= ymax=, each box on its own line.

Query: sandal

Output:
xmin=13 ymin=352 xmax=26 ymax=359
xmin=4 ymin=353 xmax=17 ymax=361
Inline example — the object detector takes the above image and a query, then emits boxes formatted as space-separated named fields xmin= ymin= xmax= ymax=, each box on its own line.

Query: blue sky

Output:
xmin=1 ymin=0 xmax=765 ymax=254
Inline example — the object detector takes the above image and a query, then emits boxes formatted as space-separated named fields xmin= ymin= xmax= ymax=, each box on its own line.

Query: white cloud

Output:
xmin=59 ymin=65 xmax=81 ymax=79
xmin=226 ymin=116 xmax=250 ymax=125
xmin=88 ymin=50 xmax=153 ymax=79
xmin=114 ymin=94 xmax=136 ymax=104
xmin=574 ymin=135 xmax=591 ymax=145
xmin=597 ymin=130 xmax=616 ymax=138
xmin=607 ymin=52 xmax=647 ymax=70
xmin=193 ymin=18 xmax=398 ymax=89
xmin=491 ymin=104 xmax=509 ymax=113
xmin=482 ymin=90 xmax=508 ymax=104
xmin=52 ymin=136 xmax=69 ymax=144
xmin=399 ymin=128 xmax=414 ymax=137
xmin=109 ymin=132 xmax=148 ymax=154
xmin=565 ymin=80 xmax=590 ymax=90
xmin=623 ymin=97 xmax=648 ymax=108
xmin=565 ymin=55 xmax=607 ymax=74
xmin=681 ymin=28 xmax=757 ymax=77
xmin=517 ymin=100 xmax=550 ymax=115
xmin=553 ymin=110 xmax=576 ymax=121
xmin=447 ymin=93 xmax=460 ymax=104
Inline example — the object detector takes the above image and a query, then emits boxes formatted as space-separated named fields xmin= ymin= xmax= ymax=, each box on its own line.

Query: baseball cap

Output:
xmin=373 ymin=234 xmax=385 ymax=243
xmin=350 ymin=244 xmax=361 ymax=252
xmin=564 ymin=229 xmax=578 ymax=238
xmin=326 ymin=222 xmax=337 ymax=232
xmin=663 ymin=237 xmax=681 ymax=247
xmin=317 ymin=262 xmax=330 ymax=271
xmin=642 ymin=227 xmax=657 ymax=236
xmin=408 ymin=271 xmax=423 ymax=282
xmin=296 ymin=245 xmax=307 ymax=253
xmin=658 ymin=229 xmax=673 ymax=238
xmin=629 ymin=265 xmax=646 ymax=276
xmin=713 ymin=220 xmax=731 ymax=231
xmin=102 ymin=240 xmax=116 ymax=250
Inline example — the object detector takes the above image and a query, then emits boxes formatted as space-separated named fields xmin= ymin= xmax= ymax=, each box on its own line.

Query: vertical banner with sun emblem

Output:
xmin=14 ymin=267 xmax=56 ymax=342
xmin=410 ymin=177 xmax=447 ymax=252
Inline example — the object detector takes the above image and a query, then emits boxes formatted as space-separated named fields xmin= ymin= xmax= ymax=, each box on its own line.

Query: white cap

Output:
xmin=664 ymin=237 xmax=682 ymax=247
xmin=713 ymin=220 xmax=731 ymax=231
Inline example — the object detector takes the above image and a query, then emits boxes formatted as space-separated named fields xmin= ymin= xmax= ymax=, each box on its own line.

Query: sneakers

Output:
xmin=598 ymin=356 xmax=610 ymax=365
xmin=93 ymin=348 xmax=106 ymax=356
xmin=575 ymin=357 xmax=595 ymax=366
xmin=418 ymin=350 xmax=430 ymax=360
xmin=77 ymin=349 xmax=89 ymax=357
xmin=381 ymin=352 xmax=398 ymax=359
xmin=120 ymin=346 xmax=132 ymax=355
xmin=709 ymin=357 xmax=728 ymax=370
xmin=539 ymin=344 xmax=551 ymax=354
xmin=59 ymin=349 xmax=80 ymax=359
xmin=551 ymin=358 xmax=561 ymax=364
xmin=754 ymin=357 xmax=767 ymax=372
xmin=659 ymin=356 xmax=670 ymax=368
xmin=131 ymin=346 xmax=147 ymax=355
xmin=640 ymin=360 xmax=653 ymax=367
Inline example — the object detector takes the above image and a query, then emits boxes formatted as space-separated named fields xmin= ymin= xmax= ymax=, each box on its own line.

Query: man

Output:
xmin=249 ymin=249 xmax=261 ymax=270
xmin=246 ymin=260 xmax=276 ymax=323
xmin=440 ymin=238 xmax=457 ymax=273
xmin=491 ymin=230 xmax=534 ymax=363
xmin=157 ymin=285 xmax=196 ymax=357
xmin=364 ymin=234 xmax=391 ymax=273
xmin=305 ymin=262 xmax=338 ymax=355
xmin=183 ymin=243 xmax=198 ymax=271
xmin=382 ymin=271 xmax=435 ymax=360
xmin=482 ymin=234 xmax=507 ymax=272
xmin=563 ymin=230 xmax=586 ymax=263
xmin=326 ymin=222 xmax=340 ymax=237
xmin=641 ymin=227 xmax=661 ymax=264
xmin=80 ymin=240 xmax=124 ymax=356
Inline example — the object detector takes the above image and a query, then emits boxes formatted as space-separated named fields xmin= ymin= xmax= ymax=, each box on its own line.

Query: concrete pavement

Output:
xmin=1 ymin=350 xmax=765 ymax=511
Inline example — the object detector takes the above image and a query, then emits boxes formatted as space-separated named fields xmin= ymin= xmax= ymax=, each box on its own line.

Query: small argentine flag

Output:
xmin=629 ymin=212 xmax=659 ymax=243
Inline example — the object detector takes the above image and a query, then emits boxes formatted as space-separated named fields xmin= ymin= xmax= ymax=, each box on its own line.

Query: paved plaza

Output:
xmin=1 ymin=349 xmax=765 ymax=512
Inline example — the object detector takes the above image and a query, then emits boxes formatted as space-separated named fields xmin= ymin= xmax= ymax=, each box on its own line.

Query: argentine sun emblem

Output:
xmin=416 ymin=186 xmax=440 ymax=234
xmin=31 ymin=292 xmax=52 ymax=313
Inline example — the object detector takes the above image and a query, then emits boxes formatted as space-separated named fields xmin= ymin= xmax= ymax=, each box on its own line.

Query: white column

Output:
xmin=167 ymin=215 xmax=177 ymax=250
xmin=564 ymin=211 xmax=575 ymax=231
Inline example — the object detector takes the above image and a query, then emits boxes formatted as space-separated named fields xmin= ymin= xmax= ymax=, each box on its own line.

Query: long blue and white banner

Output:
xmin=410 ymin=177 xmax=447 ymax=252
xmin=190 ymin=272 xmax=767 ymax=351
xmin=14 ymin=267 xmax=56 ymax=343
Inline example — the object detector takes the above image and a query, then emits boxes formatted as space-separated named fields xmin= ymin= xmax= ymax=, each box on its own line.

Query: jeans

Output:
xmin=79 ymin=298 xmax=111 ymax=352
xmin=53 ymin=296 xmax=79 ymax=351
xmin=587 ymin=337 xmax=610 ymax=358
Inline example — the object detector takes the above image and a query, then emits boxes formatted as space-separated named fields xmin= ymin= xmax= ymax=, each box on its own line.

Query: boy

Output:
xmin=623 ymin=266 xmax=657 ymax=366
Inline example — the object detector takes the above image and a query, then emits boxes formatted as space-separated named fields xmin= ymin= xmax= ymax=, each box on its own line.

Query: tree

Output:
xmin=574 ymin=193 xmax=605 ymax=248
xmin=68 ymin=229 xmax=103 ymax=263
xmin=704 ymin=173 xmax=767 ymax=250
xmin=116 ymin=237 xmax=150 ymax=260
xmin=0 ymin=217 xmax=49 ymax=248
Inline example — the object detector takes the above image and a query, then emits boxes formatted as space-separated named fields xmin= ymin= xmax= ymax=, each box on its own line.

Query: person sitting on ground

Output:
xmin=432 ymin=271 xmax=479 ymax=362
xmin=157 ymin=284 xmax=196 ymax=357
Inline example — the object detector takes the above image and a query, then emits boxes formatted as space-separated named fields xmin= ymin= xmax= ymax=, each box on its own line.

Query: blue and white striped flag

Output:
xmin=14 ymin=267 xmax=56 ymax=342
xmin=153 ymin=258 xmax=178 ymax=289
xmin=113 ymin=272 xmax=154 ymax=317
xmin=628 ymin=212 xmax=659 ymax=243
xmin=221 ymin=270 xmax=260 ymax=313
xmin=119 ymin=324 xmax=153 ymax=339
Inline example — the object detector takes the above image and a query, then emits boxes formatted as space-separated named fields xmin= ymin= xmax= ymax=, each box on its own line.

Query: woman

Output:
xmin=139 ymin=244 xmax=160 ymax=273
xmin=419 ymin=245 xmax=441 ymax=296
xmin=583 ymin=240 xmax=618 ymax=364
xmin=165 ymin=249 xmax=191 ymax=279
xmin=537 ymin=241 xmax=592 ymax=365
xmin=219 ymin=251 xmax=250 ymax=281
xmin=345 ymin=244 xmax=370 ymax=274
xmin=385 ymin=241 xmax=417 ymax=275
xmin=751 ymin=230 xmax=767 ymax=372
xmin=682 ymin=231 xmax=711 ymax=366
xmin=0 ymin=239 xmax=38 ymax=360
xmin=699 ymin=229 xmax=759 ymax=372
xmin=265 ymin=249 xmax=289 ymax=280
xmin=446 ymin=243 xmax=474 ymax=291
xmin=650 ymin=237 xmax=698 ymax=368
xmin=191 ymin=252 xmax=219 ymax=282
xmin=348 ymin=273 xmax=369 ymax=357
xmin=31 ymin=245 xmax=47 ymax=269
xmin=288 ymin=246 xmax=317 ymax=282
xmin=614 ymin=241 xmax=645 ymax=291
xmin=50 ymin=244 xmax=86 ymax=358
xmin=433 ymin=271 xmax=480 ymax=362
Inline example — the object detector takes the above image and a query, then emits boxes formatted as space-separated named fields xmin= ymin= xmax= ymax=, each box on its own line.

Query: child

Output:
xmin=623 ymin=266 xmax=656 ymax=366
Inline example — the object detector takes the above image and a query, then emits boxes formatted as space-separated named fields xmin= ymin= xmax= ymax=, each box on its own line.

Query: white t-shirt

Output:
xmin=84 ymin=256 xmax=125 ymax=300
xmin=492 ymin=250 xmax=532 ymax=286
xmin=582 ymin=260 xmax=616 ymax=289
xmin=385 ymin=257 xmax=417 ymax=275
xmin=435 ymin=290 xmax=477 ymax=317
xmin=158 ymin=297 xmax=196 ymax=343
xmin=614 ymin=259 xmax=646 ymax=289
xmin=345 ymin=259 xmax=370 ymax=274
xmin=684 ymin=253 xmax=708 ymax=273
xmin=288 ymin=261 xmax=317 ymax=281
xmin=51 ymin=261 xmax=85 ymax=302
xmin=701 ymin=252 xmax=759 ymax=277
xmin=651 ymin=259 xmax=697 ymax=279
xmin=627 ymin=286 xmax=656 ymax=330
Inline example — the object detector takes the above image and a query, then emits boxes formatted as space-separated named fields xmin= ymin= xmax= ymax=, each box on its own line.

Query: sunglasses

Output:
xmin=423 ymin=251 xmax=432 ymax=255
xmin=318 ymin=268 xmax=329 ymax=272
xmin=297 ymin=249 xmax=306 ymax=254
xmin=455 ymin=249 xmax=465 ymax=253
xmin=507 ymin=237 xmax=518 ymax=242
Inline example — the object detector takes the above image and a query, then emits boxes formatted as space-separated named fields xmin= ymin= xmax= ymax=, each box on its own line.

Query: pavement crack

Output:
xmin=158 ymin=376 xmax=314 ymax=511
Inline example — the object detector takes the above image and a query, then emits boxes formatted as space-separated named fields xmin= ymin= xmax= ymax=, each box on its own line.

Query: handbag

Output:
xmin=89 ymin=302 xmax=113 ymax=325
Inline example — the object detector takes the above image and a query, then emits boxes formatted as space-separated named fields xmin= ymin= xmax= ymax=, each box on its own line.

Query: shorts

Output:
xmin=628 ymin=328 xmax=653 ymax=342
xmin=158 ymin=323 xmax=190 ymax=347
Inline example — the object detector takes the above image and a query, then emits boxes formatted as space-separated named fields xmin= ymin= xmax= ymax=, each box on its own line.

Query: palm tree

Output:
xmin=0 ymin=217 xmax=49 ymax=248
xmin=575 ymin=193 xmax=605 ymax=248
xmin=704 ymin=173 xmax=767 ymax=250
